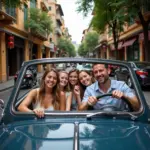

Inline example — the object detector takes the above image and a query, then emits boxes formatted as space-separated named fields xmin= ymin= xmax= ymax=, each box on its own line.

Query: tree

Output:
xmin=25 ymin=7 xmax=53 ymax=58
xmin=78 ymin=42 xmax=87 ymax=56
xmin=25 ymin=8 xmax=53 ymax=37
xmin=1 ymin=0 xmax=29 ymax=8
xmin=77 ymin=0 xmax=127 ymax=59
xmin=121 ymin=0 xmax=150 ymax=61
xmin=57 ymin=38 xmax=76 ymax=57
xmin=84 ymin=31 xmax=99 ymax=56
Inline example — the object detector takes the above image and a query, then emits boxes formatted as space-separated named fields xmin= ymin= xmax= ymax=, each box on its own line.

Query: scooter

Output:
xmin=14 ymin=66 xmax=37 ymax=88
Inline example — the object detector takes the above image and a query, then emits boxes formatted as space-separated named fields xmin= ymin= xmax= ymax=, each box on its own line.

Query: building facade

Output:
xmin=0 ymin=0 xmax=65 ymax=82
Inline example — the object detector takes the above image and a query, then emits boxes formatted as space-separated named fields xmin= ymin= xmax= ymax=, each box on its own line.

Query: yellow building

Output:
xmin=0 ymin=0 xmax=65 ymax=82
xmin=94 ymin=9 xmax=150 ymax=61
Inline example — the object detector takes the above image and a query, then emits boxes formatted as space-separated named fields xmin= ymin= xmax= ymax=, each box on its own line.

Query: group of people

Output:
xmin=18 ymin=63 xmax=140 ymax=118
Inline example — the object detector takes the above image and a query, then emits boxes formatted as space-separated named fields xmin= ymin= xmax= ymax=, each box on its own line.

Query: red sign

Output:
xmin=8 ymin=35 xmax=14 ymax=49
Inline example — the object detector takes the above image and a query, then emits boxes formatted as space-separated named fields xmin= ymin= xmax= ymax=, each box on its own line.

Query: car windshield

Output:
xmin=135 ymin=62 xmax=150 ymax=69
xmin=13 ymin=60 xmax=142 ymax=117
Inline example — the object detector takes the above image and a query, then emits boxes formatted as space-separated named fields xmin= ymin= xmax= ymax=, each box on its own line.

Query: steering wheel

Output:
xmin=94 ymin=93 xmax=134 ymax=112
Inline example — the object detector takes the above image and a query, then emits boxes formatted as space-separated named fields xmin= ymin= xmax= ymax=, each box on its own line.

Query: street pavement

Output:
xmin=0 ymin=73 xmax=43 ymax=92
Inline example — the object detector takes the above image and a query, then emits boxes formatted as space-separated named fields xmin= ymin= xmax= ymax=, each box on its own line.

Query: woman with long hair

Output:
xmin=18 ymin=68 xmax=66 ymax=118
xmin=66 ymin=69 xmax=80 ymax=111
xmin=73 ymin=70 xmax=95 ymax=110
xmin=57 ymin=71 xmax=69 ymax=110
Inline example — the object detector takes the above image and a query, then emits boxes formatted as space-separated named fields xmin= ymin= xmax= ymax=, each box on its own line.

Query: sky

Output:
xmin=57 ymin=0 xmax=92 ymax=44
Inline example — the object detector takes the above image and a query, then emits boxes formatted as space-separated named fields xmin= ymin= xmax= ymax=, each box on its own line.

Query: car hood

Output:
xmin=0 ymin=119 xmax=150 ymax=150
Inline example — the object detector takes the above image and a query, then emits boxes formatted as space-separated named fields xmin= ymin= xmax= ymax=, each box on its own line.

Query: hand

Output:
xmin=33 ymin=108 xmax=44 ymax=118
xmin=87 ymin=96 xmax=97 ymax=106
xmin=74 ymin=85 xmax=80 ymax=96
xmin=112 ymin=90 xmax=124 ymax=99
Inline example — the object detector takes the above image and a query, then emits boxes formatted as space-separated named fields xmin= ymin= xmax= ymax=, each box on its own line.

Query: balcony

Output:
xmin=0 ymin=4 xmax=16 ymax=24
xmin=41 ymin=0 xmax=49 ymax=12
xmin=98 ymin=34 xmax=107 ymax=43
xmin=56 ymin=14 xmax=64 ymax=26
xmin=31 ymin=31 xmax=47 ymax=41
xmin=55 ymin=27 xmax=62 ymax=36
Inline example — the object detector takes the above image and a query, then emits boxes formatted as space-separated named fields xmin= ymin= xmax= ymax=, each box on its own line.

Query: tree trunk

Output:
xmin=138 ymin=11 xmax=150 ymax=61
xmin=142 ymin=22 xmax=150 ymax=61
xmin=112 ymin=22 xmax=118 ymax=60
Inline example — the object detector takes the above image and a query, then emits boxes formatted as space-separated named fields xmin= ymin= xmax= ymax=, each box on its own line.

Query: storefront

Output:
xmin=122 ymin=37 xmax=139 ymax=61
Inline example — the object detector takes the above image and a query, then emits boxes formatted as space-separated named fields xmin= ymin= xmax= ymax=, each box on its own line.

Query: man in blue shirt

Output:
xmin=78 ymin=64 xmax=140 ymax=111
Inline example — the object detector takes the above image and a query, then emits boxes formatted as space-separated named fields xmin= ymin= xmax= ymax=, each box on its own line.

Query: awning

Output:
xmin=110 ymin=42 xmax=123 ymax=51
xmin=122 ymin=38 xmax=136 ymax=47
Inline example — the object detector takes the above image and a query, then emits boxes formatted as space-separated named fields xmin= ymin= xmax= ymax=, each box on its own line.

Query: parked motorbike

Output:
xmin=14 ymin=66 xmax=37 ymax=88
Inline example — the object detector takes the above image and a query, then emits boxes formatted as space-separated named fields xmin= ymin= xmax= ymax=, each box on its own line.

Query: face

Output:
xmin=93 ymin=64 xmax=110 ymax=84
xmin=79 ymin=71 xmax=92 ymax=86
xmin=44 ymin=71 xmax=57 ymax=88
xmin=69 ymin=71 xmax=78 ymax=86
xmin=59 ymin=72 xmax=68 ymax=87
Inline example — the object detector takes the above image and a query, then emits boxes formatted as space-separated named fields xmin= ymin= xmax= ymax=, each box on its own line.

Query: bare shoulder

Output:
xmin=28 ymin=88 xmax=38 ymax=97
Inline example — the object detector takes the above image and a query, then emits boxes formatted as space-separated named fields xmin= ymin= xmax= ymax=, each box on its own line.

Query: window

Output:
xmin=128 ymin=17 xmax=135 ymax=26
xmin=30 ymin=0 xmax=36 ymax=8
xmin=49 ymin=6 xmax=51 ymax=11
xmin=6 ymin=7 xmax=16 ymax=18
xmin=24 ymin=4 xmax=28 ymax=28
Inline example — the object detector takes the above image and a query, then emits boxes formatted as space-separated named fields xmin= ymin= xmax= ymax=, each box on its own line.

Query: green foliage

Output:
xmin=57 ymin=38 xmax=76 ymax=57
xmin=78 ymin=31 xmax=99 ymax=56
xmin=91 ymin=0 xmax=125 ymax=34
xmin=78 ymin=42 xmax=87 ymax=56
xmin=84 ymin=31 xmax=99 ymax=52
xmin=1 ymin=0 xmax=29 ymax=8
xmin=76 ymin=0 xmax=94 ymax=17
xmin=25 ymin=8 xmax=53 ymax=37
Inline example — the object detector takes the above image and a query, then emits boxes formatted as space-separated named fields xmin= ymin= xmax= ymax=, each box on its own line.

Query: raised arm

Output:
xmin=66 ymin=92 xmax=73 ymax=111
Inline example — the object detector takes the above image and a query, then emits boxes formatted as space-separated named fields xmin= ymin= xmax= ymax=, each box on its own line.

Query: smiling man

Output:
xmin=78 ymin=64 xmax=140 ymax=111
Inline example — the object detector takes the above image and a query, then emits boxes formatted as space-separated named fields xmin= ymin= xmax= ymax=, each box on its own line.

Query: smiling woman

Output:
xmin=1 ymin=58 xmax=150 ymax=150
xmin=17 ymin=68 xmax=66 ymax=118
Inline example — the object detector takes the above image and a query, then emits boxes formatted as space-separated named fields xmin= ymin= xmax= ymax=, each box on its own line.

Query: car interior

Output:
xmin=14 ymin=62 xmax=142 ymax=113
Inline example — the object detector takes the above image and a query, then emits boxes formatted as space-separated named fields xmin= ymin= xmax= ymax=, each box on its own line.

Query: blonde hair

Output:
xmin=57 ymin=71 xmax=69 ymax=92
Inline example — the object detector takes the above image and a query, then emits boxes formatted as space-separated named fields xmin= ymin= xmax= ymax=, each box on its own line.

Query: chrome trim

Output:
xmin=74 ymin=122 xmax=79 ymax=150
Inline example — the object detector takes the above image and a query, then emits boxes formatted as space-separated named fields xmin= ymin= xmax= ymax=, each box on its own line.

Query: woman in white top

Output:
xmin=18 ymin=68 xmax=66 ymax=118
xmin=57 ymin=71 xmax=70 ymax=110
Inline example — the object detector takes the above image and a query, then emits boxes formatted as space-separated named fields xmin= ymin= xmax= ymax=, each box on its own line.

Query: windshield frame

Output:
xmin=4 ymin=58 xmax=148 ymax=123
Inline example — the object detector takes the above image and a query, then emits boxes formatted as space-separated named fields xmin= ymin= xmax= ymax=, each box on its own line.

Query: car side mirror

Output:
xmin=0 ymin=99 xmax=4 ymax=122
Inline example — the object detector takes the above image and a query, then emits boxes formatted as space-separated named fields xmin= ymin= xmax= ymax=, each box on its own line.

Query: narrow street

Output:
xmin=1 ymin=87 xmax=150 ymax=108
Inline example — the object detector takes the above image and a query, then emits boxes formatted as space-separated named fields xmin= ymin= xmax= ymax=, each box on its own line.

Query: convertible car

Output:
xmin=0 ymin=58 xmax=150 ymax=150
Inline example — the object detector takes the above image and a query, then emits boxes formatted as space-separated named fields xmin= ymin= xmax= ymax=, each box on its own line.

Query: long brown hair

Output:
xmin=39 ymin=68 xmax=60 ymax=110
xmin=78 ymin=70 xmax=95 ymax=99
xmin=68 ymin=69 xmax=79 ymax=91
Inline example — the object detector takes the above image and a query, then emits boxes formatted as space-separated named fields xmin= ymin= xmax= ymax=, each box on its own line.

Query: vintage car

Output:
xmin=0 ymin=58 xmax=150 ymax=150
